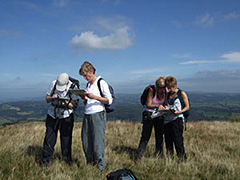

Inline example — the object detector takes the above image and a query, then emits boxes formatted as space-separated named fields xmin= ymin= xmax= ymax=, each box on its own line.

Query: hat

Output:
xmin=56 ymin=73 xmax=69 ymax=91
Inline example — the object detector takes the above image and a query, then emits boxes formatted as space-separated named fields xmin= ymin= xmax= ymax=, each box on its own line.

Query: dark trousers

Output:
xmin=164 ymin=118 xmax=187 ymax=161
xmin=42 ymin=114 xmax=74 ymax=164
xmin=135 ymin=111 xmax=164 ymax=160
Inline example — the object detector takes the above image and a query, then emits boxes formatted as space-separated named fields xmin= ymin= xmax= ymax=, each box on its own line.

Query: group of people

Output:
xmin=41 ymin=61 xmax=189 ymax=171
xmin=135 ymin=76 xmax=189 ymax=163
xmin=42 ymin=61 xmax=112 ymax=171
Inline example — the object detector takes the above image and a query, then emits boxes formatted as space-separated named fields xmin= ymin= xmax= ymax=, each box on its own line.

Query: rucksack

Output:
xmin=106 ymin=168 xmax=138 ymax=180
xmin=177 ymin=89 xmax=190 ymax=119
xmin=140 ymin=85 xmax=156 ymax=106
xmin=97 ymin=78 xmax=115 ymax=113
xmin=177 ymin=89 xmax=191 ymax=130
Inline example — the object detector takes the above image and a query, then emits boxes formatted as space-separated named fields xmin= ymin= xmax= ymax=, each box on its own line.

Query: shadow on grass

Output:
xmin=26 ymin=145 xmax=80 ymax=167
xmin=112 ymin=145 xmax=137 ymax=160
xmin=26 ymin=145 xmax=43 ymax=165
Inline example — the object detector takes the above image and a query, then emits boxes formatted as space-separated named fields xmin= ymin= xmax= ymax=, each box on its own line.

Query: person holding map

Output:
xmin=135 ymin=77 xmax=167 ymax=163
xmin=164 ymin=76 xmax=188 ymax=162
xmin=79 ymin=61 xmax=113 ymax=171
xmin=42 ymin=73 xmax=79 ymax=168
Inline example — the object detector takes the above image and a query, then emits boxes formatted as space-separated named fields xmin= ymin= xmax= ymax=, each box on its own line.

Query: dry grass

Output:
xmin=1 ymin=121 xmax=240 ymax=180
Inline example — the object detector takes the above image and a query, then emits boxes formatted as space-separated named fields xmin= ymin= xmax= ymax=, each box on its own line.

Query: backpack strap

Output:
xmin=177 ymin=88 xmax=188 ymax=130
xmin=50 ymin=81 xmax=57 ymax=97
xmin=164 ymin=88 xmax=168 ymax=106
xmin=97 ymin=78 xmax=104 ymax=97
xmin=177 ymin=89 xmax=185 ymax=108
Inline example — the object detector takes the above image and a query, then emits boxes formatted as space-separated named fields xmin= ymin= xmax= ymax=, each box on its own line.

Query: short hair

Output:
xmin=79 ymin=61 xmax=96 ymax=75
xmin=165 ymin=76 xmax=177 ymax=88
xmin=155 ymin=77 xmax=165 ymax=88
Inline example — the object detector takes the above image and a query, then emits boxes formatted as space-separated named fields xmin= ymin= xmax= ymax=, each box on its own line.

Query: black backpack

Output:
xmin=106 ymin=168 xmax=138 ymax=180
xmin=97 ymin=78 xmax=115 ymax=113
xmin=140 ymin=85 xmax=156 ymax=106
xmin=176 ymin=89 xmax=191 ymax=130
xmin=177 ymin=89 xmax=190 ymax=119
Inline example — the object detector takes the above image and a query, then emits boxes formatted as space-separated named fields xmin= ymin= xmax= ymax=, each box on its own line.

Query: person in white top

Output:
xmin=164 ymin=76 xmax=188 ymax=162
xmin=135 ymin=77 xmax=167 ymax=163
xmin=42 ymin=73 xmax=79 ymax=168
xmin=79 ymin=61 xmax=112 ymax=171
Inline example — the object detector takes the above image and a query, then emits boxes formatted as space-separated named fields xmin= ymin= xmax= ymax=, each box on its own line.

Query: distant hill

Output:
xmin=1 ymin=92 xmax=240 ymax=126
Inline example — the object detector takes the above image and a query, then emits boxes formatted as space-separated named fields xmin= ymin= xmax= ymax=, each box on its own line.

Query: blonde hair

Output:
xmin=165 ymin=76 xmax=177 ymax=88
xmin=155 ymin=77 xmax=165 ymax=88
xmin=79 ymin=61 xmax=96 ymax=75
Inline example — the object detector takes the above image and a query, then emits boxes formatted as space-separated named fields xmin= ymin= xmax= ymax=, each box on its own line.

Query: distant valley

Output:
xmin=1 ymin=92 xmax=240 ymax=126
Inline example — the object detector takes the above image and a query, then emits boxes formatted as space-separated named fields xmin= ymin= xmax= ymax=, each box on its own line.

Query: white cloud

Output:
xmin=180 ymin=51 xmax=240 ymax=65
xmin=196 ymin=69 xmax=240 ymax=77
xmin=95 ymin=16 xmax=130 ymax=32
xmin=0 ymin=29 xmax=22 ymax=37
xmin=195 ymin=12 xmax=214 ymax=27
xmin=194 ymin=11 xmax=239 ymax=27
xmin=130 ymin=68 xmax=163 ymax=75
xmin=70 ymin=27 xmax=133 ymax=51
xmin=221 ymin=52 xmax=240 ymax=63
xmin=224 ymin=12 xmax=239 ymax=20
xmin=180 ymin=60 xmax=213 ymax=65
xmin=172 ymin=53 xmax=192 ymax=59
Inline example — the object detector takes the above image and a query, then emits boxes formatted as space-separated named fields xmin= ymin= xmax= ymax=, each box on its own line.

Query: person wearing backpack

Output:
xmin=135 ymin=77 xmax=167 ymax=163
xmin=164 ymin=76 xmax=189 ymax=162
xmin=79 ymin=61 xmax=113 ymax=171
xmin=42 ymin=73 xmax=79 ymax=168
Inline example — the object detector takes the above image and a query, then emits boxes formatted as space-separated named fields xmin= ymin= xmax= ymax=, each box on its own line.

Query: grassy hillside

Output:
xmin=1 ymin=121 xmax=240 ymax=180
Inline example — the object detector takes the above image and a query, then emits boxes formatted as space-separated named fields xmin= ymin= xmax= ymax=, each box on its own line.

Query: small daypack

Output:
xmin=106 ymin=168 xmax=138 ymax=180
xmin=140 ymin=85 xmax=156 ymax=106
xmin=177 ymin=89 xmax=190 ymax=119
xmin=97 ymin=78 xmax=115 ymax=113
xmin=177 ymin=89 xmax=191 ymax=130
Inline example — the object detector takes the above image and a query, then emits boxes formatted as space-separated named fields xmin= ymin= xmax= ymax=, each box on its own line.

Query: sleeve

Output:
xmin=46 ymin=80 xmax=56 ymax=96
xmin=100 ymin=80 xmax=113 ymax=105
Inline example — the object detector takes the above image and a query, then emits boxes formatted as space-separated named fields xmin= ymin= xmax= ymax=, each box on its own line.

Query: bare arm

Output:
xmin=64 ymin=100 xmax=77 ymax=109
xmin=46 ymin=94 xmax=57 ymax=103
xmin=175 ymin=91 xmax=189 ymax=114
xmin=84 ymin=92 xmax=109 ymax=105
xmin=146 ymin=89 xmax=162 ymax=109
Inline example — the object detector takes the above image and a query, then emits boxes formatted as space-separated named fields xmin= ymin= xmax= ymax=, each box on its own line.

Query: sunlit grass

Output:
xmin=1 ymin=121 xmax=240 ymax=179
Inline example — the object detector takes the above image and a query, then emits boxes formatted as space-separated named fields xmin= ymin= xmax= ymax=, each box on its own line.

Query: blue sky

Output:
xmin=1 ymin=0 xmax=240 ymax=101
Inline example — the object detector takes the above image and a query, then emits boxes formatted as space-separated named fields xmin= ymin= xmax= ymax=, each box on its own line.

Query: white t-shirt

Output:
xmin=164 ymin=97 xmax=184 ymax=124
xmin=84 ymin=76 xmax=113 ymax=115
xmin=47 ymin=80 xmax=79 ymax=119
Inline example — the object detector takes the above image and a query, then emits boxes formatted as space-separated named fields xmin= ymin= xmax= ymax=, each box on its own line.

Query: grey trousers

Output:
xmin=81 ymin=111 xmax=106 ymax=171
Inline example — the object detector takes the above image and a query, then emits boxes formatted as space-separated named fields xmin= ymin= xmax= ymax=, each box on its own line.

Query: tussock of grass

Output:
xmin=1 ymin=121 xmax=240 ymax=179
